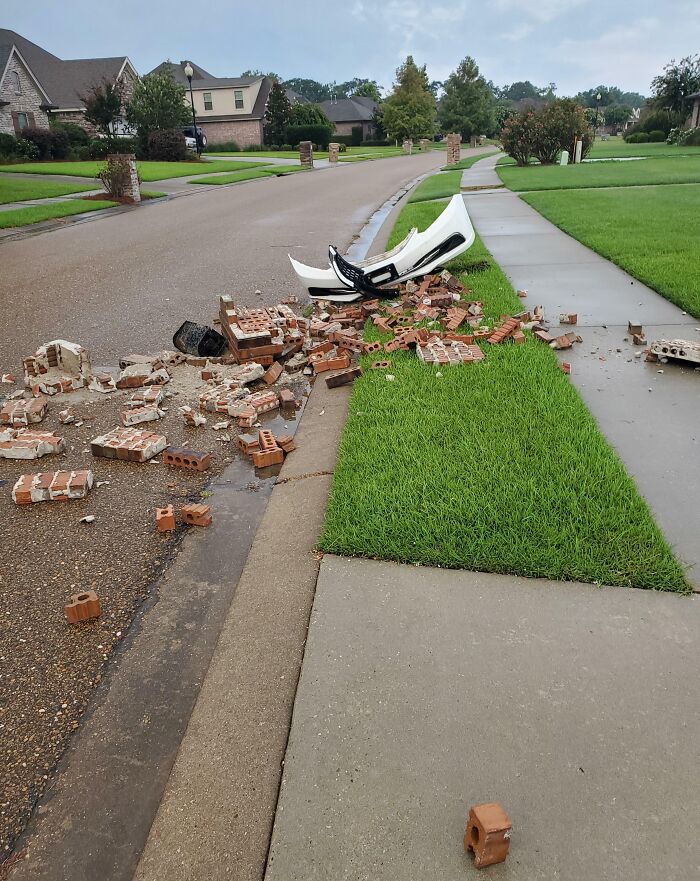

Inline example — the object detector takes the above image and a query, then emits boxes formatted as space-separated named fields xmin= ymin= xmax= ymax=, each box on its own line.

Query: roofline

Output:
xmin=189 ymin=82 xmax=255 ymax=91
xmin=0 ymin=43 xmax=53 ymax=103
xmin=117 ymin=56 xmax=139 ymax=80
xmin=195 ymin=113 xmax=265 ymax=122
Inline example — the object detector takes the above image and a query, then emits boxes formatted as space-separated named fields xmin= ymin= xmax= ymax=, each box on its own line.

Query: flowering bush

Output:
xmin=501 ymin=99 xmax=593 ymax=165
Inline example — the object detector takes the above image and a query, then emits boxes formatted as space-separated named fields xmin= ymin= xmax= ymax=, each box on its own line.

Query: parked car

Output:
xmin=182 ymin=126 xmax=207 ymax=149
xmin=184 ymin=135 xmax=197 ymax=151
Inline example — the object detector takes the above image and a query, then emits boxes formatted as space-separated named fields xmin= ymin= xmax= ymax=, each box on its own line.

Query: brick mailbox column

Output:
xmin=328 ymin=142 xmax=340 ymax=164
xmin=446 ymin=133 xmax=462 ymax=165
xmin=109 ymin=153 xmax=141 ymax=203
xmin=402 ymin=138 xmax=413 ymax=154
xmin=419 ymin=138 xmax=430 ymax=152
xmin=299 ymin=141 xmax=314 ymax=169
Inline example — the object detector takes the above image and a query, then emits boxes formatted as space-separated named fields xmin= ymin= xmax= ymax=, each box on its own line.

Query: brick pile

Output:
xmin=12 ymin=469 xmax=93 ymax=504
xmin=90 ymin=427 xmax=167 ymax=462
xmin=1 ymin=397 xmax=48 ymax=426
xmin=0 ymin=428 xmax=65 ymax=460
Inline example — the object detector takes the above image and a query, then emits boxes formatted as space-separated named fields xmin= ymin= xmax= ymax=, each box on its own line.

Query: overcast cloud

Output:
xmin=5 ymin=0 xmax=699 ymax=97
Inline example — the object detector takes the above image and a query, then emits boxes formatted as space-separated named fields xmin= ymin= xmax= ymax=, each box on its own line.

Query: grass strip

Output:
xmin=188 ymin=165 xmax=304 ymax=185
xmin=523 ymin=183 xmax=700 ymax=318
xmin=0 ymin=160 xmax=271 ymax=182
xmin=408 ymin=170 xmax=463 ymax=202
xmin=497 ymin=154 xmax=700 ymax=191
xmin=0 ymin=177 xmax=96 ymax=204
xmin=589 ymin=137 xmax=700 ymax=159
xmin=442 ymin=151 xmax=499 ymax=171
xmin=319 ymin=198 xmax=687 ymax=591
xmin=0 ymin=199 xmax=117 ymax=229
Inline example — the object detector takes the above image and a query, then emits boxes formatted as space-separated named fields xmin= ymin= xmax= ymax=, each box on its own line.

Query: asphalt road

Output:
xmin=0 ymin=152 xmax=448 ymax=373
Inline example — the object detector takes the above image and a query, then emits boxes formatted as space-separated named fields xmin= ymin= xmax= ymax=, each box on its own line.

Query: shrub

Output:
xmin=502 ymin=99 xmax=593 ymax=166
xmin=147 ymin=128 xmax=187 ymax=161
xmin=20 ymin=126 xmax=54 ymax=160
xmin=351 ymin=125 xmax=363 ymax=146
xmin=285 ymin=123 xmax=333 ymax=149
xmin=206 ymin=140 xmax=241 ymax=152
xmin=648 ymin=129 xmax=666 ymax=142
xmin=500 ymin=110 xmax=537 ymax=166
xmin=0 ymin=132 xmax=18 ymax=156
xmin=280 ymin=144 xmax=293 ymax=151
xmin=15 ymin=138 xmax=40 ymax=160
xmin=51 ymin=121 xmax=90 ymax=147
xmin=682 ymin=127 xmax=700 ymax=146
xmin=98 ymin=154 xmax=139 ymax=199
xmin=244 ymin=143 xmax=264 ymax=151
xmin=625 ymin=132 xmax=650 ymax=143
xmin=338 ymin=143 xmax=347 ymax=152
xmin=333 ymin=134 xmax=353 ymax=146
xmin=49 ymin=128 xmax=71 ymax=159
xmin=362 ymin=138 xmax=392 ymax=146
xmin=79 ymin=136 xmax=140 ymax=159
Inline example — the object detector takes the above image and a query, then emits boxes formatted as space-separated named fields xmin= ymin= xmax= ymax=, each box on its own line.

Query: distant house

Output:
xmin=149 ymin=60 xmax=277 ymax=147
xmin=0 ymin=30 xmax=137 ymax=136
xmin=688 ymin=92 xmax=700 ymax=128
xmin=319 ymin=96 xmax=377 ymax=139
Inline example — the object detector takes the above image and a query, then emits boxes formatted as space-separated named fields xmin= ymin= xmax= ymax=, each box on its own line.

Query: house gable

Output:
xmin=0 ymin=45 xmax=51 ymax=135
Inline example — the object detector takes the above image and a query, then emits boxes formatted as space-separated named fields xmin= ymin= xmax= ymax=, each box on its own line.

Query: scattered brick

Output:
xmin=12 ymin=469 xmax=93 ymax=505
xmin=263 ymin=361 xmax=284 ymax=384
xmin=180 ymin=405 xmax=207 ymax=427
xmin=326 ymin=366 xmax=363 ymax=388
xmin=64 ymin=590 xmax=101 ymax=624
xmin=0 ymin=429 xmax=65 ymax=460
xmin=127 ymin=387 xmax=165 ymax=408
xmin=628 ymin=320 xmax=643 ymax=336
xmin=312 ymin=353 xmax=351 ymax=374
xmin=512 ymin=331 xmax=526 ymax=345
xmin=181 ymin=503 xmax=212 ymax=527
xmin=121 ymin=405 xmax=163 ymax=427
xmin=488 ymin=318 xmax=521 ymax=344
xmin=561 ymin=362 xmax=571 ymax=374
xmin=559 ymin=313 xmax=577 ymax=325
xmin=58 ymin=408 xmax=76 ymax=424
xmin=632 ymin=333 xmax=647 ymax=346
xmin=276 ymin=435 xmax=296 ymax=453
xmin=278 ymin=388 xmax=296 ymax=408
xmin=550 ymin=335 xmax=573 ymax=350
xmin=2 ymin=373 xmax=16 ymax=383
xmin=237 ymin=432 xmax=260 ymax=455
xmin=91 ymin=427 xmax=167 ymax=462
xmin=156 ymin=504 xmax=176 ymax=532
xmin=464 ymin=803 xmax=512 ymax=868
xmin=371 ymin=360 xmax=391 ymax=370
xmin=417 ymin=340 xmax=484 ymax=366
xmin=252 ymin=429 xmax=284 ymax=468
xmin=23 ymin=340 xmax=92 ymax=395
xmin=1 ymin=397 xmax=48 ymax=426
xmin=163 ymin=448 xmax=212 ymax=472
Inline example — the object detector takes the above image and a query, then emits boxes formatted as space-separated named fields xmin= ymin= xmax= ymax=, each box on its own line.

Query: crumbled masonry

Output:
xmin=12 ymin=470 xmax=93 ymax=504
xmin=648 ymin=338 xmax=700 ymax=366
xmin=23 ymin=340 xmax=92 ymax=395
xmin=0 ymin=429 xmax=65 ymax=460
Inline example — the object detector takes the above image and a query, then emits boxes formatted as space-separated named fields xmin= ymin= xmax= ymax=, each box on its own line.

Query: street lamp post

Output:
xmin=183 ymin=62 xmax=200 ymax=156
xmin=594 ymin=91 xmax=602 ymax=140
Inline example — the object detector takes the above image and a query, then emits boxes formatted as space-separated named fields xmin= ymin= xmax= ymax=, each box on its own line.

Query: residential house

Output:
xmin=149 ymin=61 xmax=276 ymax=147
xmin=688 ymin=92 xmax=700 ymax=129
xmin=319 ymin=96 xmax=377 ymax=139
xmin=0 ymin=30 xmax=137 ymax=137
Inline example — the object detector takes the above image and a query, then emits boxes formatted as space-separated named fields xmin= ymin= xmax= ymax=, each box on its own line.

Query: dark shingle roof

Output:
xmin=0 ymin=29 xmax=131 ymax=109
xmin=148 ymin=60 xmax=262 ymax=90
xmin=319 ymin=96 xmax=376 ymax=123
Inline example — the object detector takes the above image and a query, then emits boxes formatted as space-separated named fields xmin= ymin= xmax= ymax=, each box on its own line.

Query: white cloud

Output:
xmin=502 ymin=23 xmax=535 ymax=41
xmin=494 ymin=0 xmax=584 ymax=24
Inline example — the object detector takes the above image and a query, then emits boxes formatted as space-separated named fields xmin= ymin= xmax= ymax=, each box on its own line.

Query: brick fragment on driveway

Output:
xmin=181 ymin=503 xmax=212 ymax=526
xmin=64 ymin=590 xmax=101 ymax=624
xmin=1 ymin=397 xmax=48 ymax=426
xmin=155 ymin=504 xmax=176 ymax=532
xmin=0 ymin=429 xmax=65 ymax=459
xmin=326 ymin=366 xmax=363 ymax=388
xmin=121 ymin=405 xmax=164 ymax=427
xmin=12 ymin=469 xmax=94 ymax=504
xmin=464 ymin=802 xmax=513 ymax=868
xmin=163 ymin=448 xmax=212 ymax=472
xmin=91 ymin=427 xmax=167 ymax=462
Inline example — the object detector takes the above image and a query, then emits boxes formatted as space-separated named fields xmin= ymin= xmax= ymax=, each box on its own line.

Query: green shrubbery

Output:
xmin=667 ymin=126 xmax=700 ymax=146
xmin=206 ymin=140 xmax=241 ymax=152
xmin=147 ymin=129 xmax=187 ymax=161
xmin=501 ymin=99 xmax=592 ymax=166
xmin=286 ymin=123 xmax=334 ymax=149
xmin=625 ymin=132 xmax=650 ymax=143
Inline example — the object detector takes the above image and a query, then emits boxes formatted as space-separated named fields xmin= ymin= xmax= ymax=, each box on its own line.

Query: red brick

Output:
xmin=371 ymin=360 xmax=391 ymax=370
xmin=65 ymin=590 xmax=101 ymax=624
xmin=156 ymin=504 xmax=176 ymax=532
xmin=278 ymin=388 xmax=296 ymax=408
xmin=464 ymin=803 xmax=512 ymax=868
xmin=163 ymin=448 xmax=212 ymax=472
xmin=325 ymin=367 xmax=363 ymax=388
xmin=263 ymin=361 xmax=283 ymax=384
xmin=276 ymin=435 xmax=296 ymax=453
xmin=237 ymin=433 xmax=260 ymax=455
xmin=312 ymin=354 xmax=351 ymax=374
xmin=180 ymin=503 xmax=212 ymax=527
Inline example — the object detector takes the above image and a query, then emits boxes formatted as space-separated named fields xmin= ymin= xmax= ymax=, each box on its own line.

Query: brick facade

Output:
xmin=332 ymin=120 xmax=375 ymax=139
xmin=0 ymin=51 xmax=49 ymax=136
xmin=199 ymin=118 xmax=264 ymax=147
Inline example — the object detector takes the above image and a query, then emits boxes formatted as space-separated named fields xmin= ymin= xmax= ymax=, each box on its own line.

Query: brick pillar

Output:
xmin=446 ymin=133 xmax=462 ymax=165
xmin=299 ymin=141 xmax=314 ymax=169
xmin=419 ymin=138 xmax=430 ymax=152
xmin=113 ymin=154 xmax=141 ymax=203
xmin=328 ymin=142 xmax=340 ymax=164
xmin=402 ymin=138 xmax=413 ymax=154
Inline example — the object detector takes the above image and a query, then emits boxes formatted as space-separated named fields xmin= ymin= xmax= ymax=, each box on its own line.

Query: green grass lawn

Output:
xmin=523 ymin=183 xmax=700 ymax=318
xmin=319 ymin=196 xmax=687 ymax=591
xmin=408 ymin=169 xmax=463 ymax=202
xmin=189 ymin=165 xmax=304 ymax=185
xmin=0 ymin=198 xmax=117 ymax=229
xmin=589 ymin=136 xmax=700 ymax=159
xmin=205 ymin=150 xmax=328 ymax=160
xmin=0 ymin=176 xmax=96 ymax=204
xmin=498 ymin=154 xmax=700 ymax=191
xmin=0 ymin=160 xmax=271 ymax=182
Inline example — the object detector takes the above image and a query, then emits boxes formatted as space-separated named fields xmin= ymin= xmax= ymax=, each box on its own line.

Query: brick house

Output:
xmin=0 ymin=30 xmax=137 ymax=137
xmin=319 ymin=96 xmax=377 ymax=139
xmin=149 ymin=60 xmax=274 ymax=147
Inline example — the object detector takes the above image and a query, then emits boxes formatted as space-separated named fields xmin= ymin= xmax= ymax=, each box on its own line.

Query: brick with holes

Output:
xmin=156 ymin=504 xmax=176 ymax=532
xmin=65 ymin=590 xmax=101 ymax=624
xmin=252 ymin=430 xmax=284 ymax=468
xmin=163 ymin=448 xmax=212 ymax=472
xmin=180 ymin=503 xmax=212 ymax=527
xmin=464 ymin=803 xmax=512 ymax=868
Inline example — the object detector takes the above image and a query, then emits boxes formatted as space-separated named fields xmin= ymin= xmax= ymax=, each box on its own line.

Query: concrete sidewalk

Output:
xmin=266 ymin=555 xmax=700 ymax=881
xmin=462 ymin=154 xmax=700 ymax=587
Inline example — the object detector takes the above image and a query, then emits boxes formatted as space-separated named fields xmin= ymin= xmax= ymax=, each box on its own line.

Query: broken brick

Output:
xmin=12 ymin=469 xmax=94 ymax=504
xmin=237 ymin=433 xmax=260 ymax=455
xmin=312 ymin=353 xmax=351 ymax=374
xmin=0 ymin=397 xmax=48 ymax=426
xmin=559 ymin=313 xmax=577 ymax=325
xmin=561 ymin=362 xmax=571 ymax=374
xmin=0 ymin=429 xmax=65 ymax=460
xmin=163 ymin=448 xmax=212 ymax=472
xmin=252 ymin=430 xmax=284 ymax=468
xmin=263 ymin=361 xmax=284 ymax=384
xmin=64 ymin=590 xmax=101 ymax=624
xmin=278 ymin=388 xmax=296 ymax=408
xmin=181 ymin=503 xmax=212 ymax=527
xmin=156 ymin=504 xmax=176 ymax=532
xmin=91 ymin=427 xmax=167 ymax=462
xmin=276 ymin=435 xmax=296 ymax=454
xmin=464 ymin=803 xmax=512 ymax=868
xmin=121 ymin=405 xmax=163 ymax=427
xmin=326 ymin=367 xmax=362 ymax=388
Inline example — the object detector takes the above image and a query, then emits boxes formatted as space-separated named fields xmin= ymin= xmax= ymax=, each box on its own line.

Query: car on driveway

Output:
xmin=183 ymin=126 xmax=207 ymax=149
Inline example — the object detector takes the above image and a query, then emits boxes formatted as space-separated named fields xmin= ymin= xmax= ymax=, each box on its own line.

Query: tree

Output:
xmin=126 ymin=70 xmax=190 ymax=154
xmin=289 ymin=102 xmax=333 ymax=127
xmin=283 ymin=78 xmax=330 ymax=102
xmin=651 ymin=55 xmax=700 ymax=114
xmin=438 ymin=56 xmax=495 ymax=139
xmin=382 ymin=56 xmax=436 ymax=141
xmin=501 ymin=81 xmax=540 ymax=102
xmin=264 ymin=80 xmax=292 ymax=145
xmin=241 ymin=69 xmax=280 ymax=81
xmin=352 ymin=80 xmax=382 ymax=102
xmin=604 ymin=104 xmax=633 ymax=127
xmin=81 ymin=79 xmax=124 ymax=137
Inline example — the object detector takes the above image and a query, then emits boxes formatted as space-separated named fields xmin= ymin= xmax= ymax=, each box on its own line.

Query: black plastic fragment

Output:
xmin=173 ymin=321 xmax=228 ymax=357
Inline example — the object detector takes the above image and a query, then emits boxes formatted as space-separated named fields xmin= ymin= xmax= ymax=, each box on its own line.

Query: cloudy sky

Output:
xmin=5 ymin=0 xmax=698 ymax=97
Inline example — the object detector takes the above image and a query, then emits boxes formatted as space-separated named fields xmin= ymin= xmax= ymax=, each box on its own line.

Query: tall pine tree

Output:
xmin=264 ymin=81 xmax=292 ymax=145
xmin=438 ymin=57 xmax=495 ymax=140
xmin=382 ymin=56 xmax=436 ymax=141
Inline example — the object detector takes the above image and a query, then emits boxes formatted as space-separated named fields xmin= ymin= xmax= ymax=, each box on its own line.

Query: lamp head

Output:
xmin=184 ymin=62 xmax=194 ymax=80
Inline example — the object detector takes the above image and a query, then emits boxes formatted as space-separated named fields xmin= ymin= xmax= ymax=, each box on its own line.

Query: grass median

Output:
xmin=523 ymin=183 xmax=700 ymax=318
xmin=408 ymin=169 xmax=462 ymax=202
xmin=0 ymin=198 xmax=117 ymax=229
xmin=320 ymin=198 xmax=687 ymax=591
xmin=0 ymin=160 xmax=271 ymax=181
xmin=0 ymin=177 xmax=96 ymax=204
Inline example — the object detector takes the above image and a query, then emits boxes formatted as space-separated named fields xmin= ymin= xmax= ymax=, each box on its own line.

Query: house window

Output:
xmin=203 ymin=92 xmax=213 ymax=111
xmin=10 ymin=70 xmax=21 ymax=94
xmin=234 ymin=89 xmax=244 ymax=110
xmin=16 ymin=112 xmax=28 ymax=129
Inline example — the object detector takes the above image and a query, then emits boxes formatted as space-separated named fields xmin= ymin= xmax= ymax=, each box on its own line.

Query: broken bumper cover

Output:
xmin=289 ymin=194 xmax=475 ymax=302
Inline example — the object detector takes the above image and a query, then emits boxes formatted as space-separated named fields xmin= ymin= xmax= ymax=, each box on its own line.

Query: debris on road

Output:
xmin=180 ymin=405 xmax=207 ymax=427
xmin=12 ymin=469 xmax=93 ymax=504
xmin=559 ymin=313 xmax=577 ymax=325
xmin=2 ymin=373 xmax=16 ymax=383
xmin=90 ymin=427 xmax=167 ymax=462
xmin=172 ymin=320 xmax=228 ymax=357
xmin=0 ymin=428 xmax=65 ymax=460
xmin=325 ymin=366 xmax=363 ymax=388
xmin=648 ymin=338 xmax=700 ymax=367
xmin=163 ymin=448 xmax=212 ymax=472
xmin=23 ymin=340 xmax=92 ymax=395
xmin=1 ymin=397 xmax=48 ymax=426
xmin=181 ymin=502 xmax=212 ymax=527
xmin=464 ymin=802 xmax=513 ymax=868
xmin=64 ymin=590 xmax=101 ymax=624
xmin=58 ymin=408 xmax=76 ymax=424
xmin=121 ymin=405 xmax=165 ymax=427
xmin=156 ymin=504 xmax=176 ymax=532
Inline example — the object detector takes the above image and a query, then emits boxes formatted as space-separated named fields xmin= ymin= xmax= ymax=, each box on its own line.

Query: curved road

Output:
xmin=1 ymin=152 xmax=453 ymax=372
